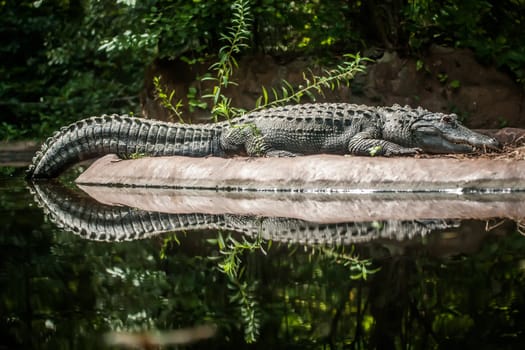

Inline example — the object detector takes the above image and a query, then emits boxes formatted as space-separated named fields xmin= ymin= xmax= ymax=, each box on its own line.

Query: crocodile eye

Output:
xmin=441 ymin=115 xmax=453 ymax=124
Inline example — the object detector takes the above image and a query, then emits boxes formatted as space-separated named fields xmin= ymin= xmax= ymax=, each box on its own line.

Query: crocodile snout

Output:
xmin=468 ymin=133 xmax=501 ymax=150
xmin=484 ymin=136 xmax=501 ymax=150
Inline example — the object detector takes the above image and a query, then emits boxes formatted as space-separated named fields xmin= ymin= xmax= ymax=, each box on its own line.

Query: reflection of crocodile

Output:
xmin=29 ymin=182 xmax=457 ymax=244
xmin=27 ymin=103 xmax=499 ymax=178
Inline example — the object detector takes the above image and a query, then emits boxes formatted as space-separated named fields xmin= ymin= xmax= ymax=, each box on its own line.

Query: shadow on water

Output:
xmin=2 ymin=172 xmax=525 ymax=349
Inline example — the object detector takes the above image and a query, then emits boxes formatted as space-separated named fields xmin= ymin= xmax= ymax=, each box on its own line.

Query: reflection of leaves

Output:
xmin=160 ymin=232 xmax=182 ymax=260
xmin=213 ymin=231 xmax=265 ymax=343
xmin=216 ymin=232 xmax=266 ymax=280
xmin=433 ymin=313 xmax=474 ymax=336
xmin=319 ymin=246 xmax=380 ymax=280
xmin=228 ymin=280 xmax=261 ymax=343
xmin=9 ymin=178 xmax=525 ymax=348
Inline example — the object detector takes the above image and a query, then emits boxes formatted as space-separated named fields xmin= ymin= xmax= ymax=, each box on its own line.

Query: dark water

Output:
xmin=2 ymin=168 xmax=525 ymax=349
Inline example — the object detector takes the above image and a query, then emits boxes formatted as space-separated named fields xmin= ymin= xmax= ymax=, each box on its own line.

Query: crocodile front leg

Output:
xmin=347 ymin=131 xmax=420 ymax=156
xmin=221 ymin=125 xmax=299 ymax=157
xmin=246 ymin=134 xmax=299 ymax=157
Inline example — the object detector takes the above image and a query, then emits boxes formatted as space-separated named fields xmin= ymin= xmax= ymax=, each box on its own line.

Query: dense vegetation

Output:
xmin=1 ymin=0 xmax=524 ymax=140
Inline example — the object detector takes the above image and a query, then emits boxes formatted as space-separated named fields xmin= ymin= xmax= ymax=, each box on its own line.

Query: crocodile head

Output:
xmin=409 ymin=112 xmax=500 ymax=153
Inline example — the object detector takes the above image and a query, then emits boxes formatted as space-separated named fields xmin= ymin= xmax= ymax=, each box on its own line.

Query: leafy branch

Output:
xmin=253 ymin=54 xmax=371 ymax=111
xmin=151 ymin=1 xmax=369 ymax=127
xmin=153 ymin=75 xmax=185 ymax=123
xmin=201 ymin=0 xmax=252 ymax=122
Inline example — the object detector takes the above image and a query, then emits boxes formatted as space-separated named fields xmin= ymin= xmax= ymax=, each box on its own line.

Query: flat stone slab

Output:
xmin=76 ymin=154 xmax=525 ymax=192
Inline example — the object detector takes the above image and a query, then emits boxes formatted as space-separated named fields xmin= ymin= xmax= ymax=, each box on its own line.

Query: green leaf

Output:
xmin=449 ymin=79 xmax=461 ymax=89
xmin=369 ymin=145 xmax=382 ymax=156
xmin=262 ymin=86 xmax=268 ymax=105
xmin=416 ymin=59 xmax=424 ymax=71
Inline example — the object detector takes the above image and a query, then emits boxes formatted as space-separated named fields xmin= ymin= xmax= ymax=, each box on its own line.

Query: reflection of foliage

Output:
xmin=403 ymin=230 xmax=525 ymax=348
xmin=317 ymin=246 xmax=380 ymax=280
xmin=208 ymin=230 xmax=379 ymax=343
xmin=212 ymin=232 xmax=266 ymax=343
xmin=229 ymin=280 xmax=260 ymax=343
xmin=0 ymin=166 xmax=17 ymax=177
xmin=215 ymin=232 xmax=266 ymax=280
xmin=159 ymin=232 xmax=181 ymax=260
xmin=3 ymin=179 xmax=525 ymax=350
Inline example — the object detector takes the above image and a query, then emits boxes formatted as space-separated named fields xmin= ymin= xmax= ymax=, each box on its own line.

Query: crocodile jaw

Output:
xmin=418 ymin=133 xmax=475 ymax=153
xmin=411 ymin=117 xmax=501 ymax=154
xmin=440 ymin=126 xmax=500 ymax=152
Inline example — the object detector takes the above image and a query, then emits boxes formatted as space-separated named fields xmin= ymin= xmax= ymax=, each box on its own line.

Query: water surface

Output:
xmin=2 ymin=169 xmax=525 ymax=349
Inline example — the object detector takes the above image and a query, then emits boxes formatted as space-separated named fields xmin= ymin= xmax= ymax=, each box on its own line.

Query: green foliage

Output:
xmin=97 ymin=0 xmax=233 ymax=60
xmin=153 ymin=1 xmax=368 ymax=123
xmin=150 ymin=0 xmax=254 ymax=123
xmin=368 ymin=145 xmax=383 ymax=157
xmin=186 ymin=87 xmax=208 ymax=113
xmin=215 ymin=232 xmax=266 ymax=280
xmin=437 ymin=73 xmax=449 ymax=84
xmin=201 ymin=0 xmax=253 ymax=122
xmin=0 ymin=123 xmax=21 ymax=142
xmin=449 ymin=79 xmax=461 ymax=90
xmin=318 ymin=246 xmax=380 ymax=280
xmin=208 ymin=228 xmax=378 ymax=343
xmin=154 ymin=2 xmax=368 ymax=122
xmin=127 ymin=152 xmax=146 ymax=159
xmin=405 ymin=0 xmax=525 ymax=85
xmin=153 ymin=76 xmax=185 ymax=123
xmin=251 ymin=1 xmax=363 ymax=53
xmin=0 ymin=166 xmax=17 ymax=177
xmin=0 ymin=0 xmax=144 ymax=140
xmin=2 ymin=0 xmax=524 ymax=141
xmin=231 ymin=280 xmax=260 ymax=343
xmin=254 ymin=54 xmax=370 ymax=110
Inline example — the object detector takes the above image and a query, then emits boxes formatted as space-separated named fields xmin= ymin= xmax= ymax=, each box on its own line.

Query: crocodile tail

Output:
xmin=27 ymin=115 xmax=224 ymax=178
xmin=29 ymin=181 xmax=227 ymax=241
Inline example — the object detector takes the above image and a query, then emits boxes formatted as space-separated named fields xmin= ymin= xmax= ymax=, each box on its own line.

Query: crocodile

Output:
xmin=29 ymin=181 xmax=457 ymax=244
xmin=27 ymin=103 xmax=500 ymax=178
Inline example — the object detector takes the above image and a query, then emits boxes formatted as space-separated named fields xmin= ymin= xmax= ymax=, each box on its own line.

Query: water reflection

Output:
xmin=8 ymin=180 xmax=525 ymax=348
xmin=30 ymin=181 xmax=460 ymax=244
